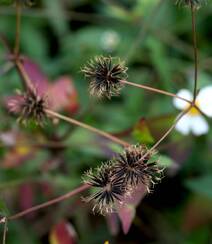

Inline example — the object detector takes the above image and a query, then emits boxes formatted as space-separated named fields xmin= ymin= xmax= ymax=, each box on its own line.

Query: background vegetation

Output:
xmin=0 ymin=0 xmax=212 ymax=243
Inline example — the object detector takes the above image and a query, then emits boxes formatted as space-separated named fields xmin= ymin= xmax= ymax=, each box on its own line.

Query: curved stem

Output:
xmin=149 ymin=108 xmax=190 ymax=153
xmin=15 ymin=59 xmax=36 ymax=91
xmin=8 ymin=184 xmax=90 ymax=221
xmin=14 ymin=0 xmax=21 ymax=57
xmin=139 ymin=106 xmax=191 ymax=162
xmin=2 ymin=217 xmax=7 ymax=244
xmin=0 ymin=34 xmax=11 ymax=53
xmin=45 ymin=109 xmax=130 ymax=147
xmin=121 ymin=80 xmax=192 ymax=104
xmin=190 ymin=2 xmax=198 ymax=101
xmin=13 ymin=59 xmax=129 ymax=147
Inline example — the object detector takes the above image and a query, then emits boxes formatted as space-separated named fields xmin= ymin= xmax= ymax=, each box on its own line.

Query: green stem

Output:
xmin=190 ymin=2 xmax=198 ymax=102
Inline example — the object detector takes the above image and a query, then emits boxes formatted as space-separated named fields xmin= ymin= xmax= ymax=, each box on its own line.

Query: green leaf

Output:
xmin=158 ymin=155 xmax=175 ymax=167
xmin=148 ymin=154 xmax=174 ymax=168
xmin=44 ymin=0 xmax=68 ymax=36
xmin=21 ymin=23 xmax=48 ymax=61
xmin=0 ymin=199 xmax=9 ymax=216
xmin=185 ymin=175 xmax=212 ymax=198
xmin=132 ymin=119 xmax=154 ymax=144
xmin=0 ymin=0 xmax=13 ymax=5
xmin=146 ymin=37 xmax=172 ymax=90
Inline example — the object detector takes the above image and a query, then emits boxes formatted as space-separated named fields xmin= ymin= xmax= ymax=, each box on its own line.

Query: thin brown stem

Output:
xmin=149 ymin=108 xmax=190 ymax=153
xmin=2 ymin=217 xmax=7 ymax=244
xmin=0 ymin=34 xmax=11 ymax=53
xmin=45 ymin=109 xmax=130 ymax=147
xmin=121 ymin=80 xmax=192 ymax=104
xmin=15 ymin=59 xmax=35 ymax=91
xmin=8 ymin=184 xmax=90 ymax=221
xmin=13 ymin=58 xmax=129 ymax=147
xmin=190 ymin=2 xmax=198 ymax=101
xmin=14 ymin=0 xmax=21 ymax=57
xmin=139 ymin=106 xmax=191 ymax=162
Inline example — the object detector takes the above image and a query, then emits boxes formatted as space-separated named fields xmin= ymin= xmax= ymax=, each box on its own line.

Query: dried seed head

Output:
xmin=175 ymin=0 xmax=207 ymax=8
xmin=8 ymin=89 xmax=48 ymax=125
xmin=82 ymin=56 xmax=128 ymax=99
xmin=83 ymin=144 xmax=164 ymax=215
xmin=114 ymin=145 xmax=162 ymax=192
xmin=83 ymin=162 xmax=125 ymax=214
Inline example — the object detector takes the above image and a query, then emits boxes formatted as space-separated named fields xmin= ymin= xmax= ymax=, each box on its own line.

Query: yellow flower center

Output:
xmin=187 ymin=101 xmax=200 ymax=116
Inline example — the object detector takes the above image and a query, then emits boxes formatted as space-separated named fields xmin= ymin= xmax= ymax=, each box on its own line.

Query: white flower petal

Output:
xmin=175 ymin=114 xmax=192 ymax=135
xmin=190 ymin=115 xmax=209 ymax=136
xmin=197 ymin=86 xmax=212 ymax=117
xmin=173 ymin=89 xmax=192 ymax=110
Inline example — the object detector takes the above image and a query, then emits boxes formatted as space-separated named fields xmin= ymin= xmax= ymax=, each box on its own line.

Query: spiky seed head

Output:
xmin=83 ymin=144 xmax=164 ymax=215
xmin=82 ymin=56 xmax=128 ymax=99
xmin=83 ymin=162 xmax=125 ymax=214
xmin=113 ymin=145 xmax=163 ymax=192
xmin=8 ymin=89 xmax=48 ymax=125
xmin=175 ymin=0 xmax=207 ymax=8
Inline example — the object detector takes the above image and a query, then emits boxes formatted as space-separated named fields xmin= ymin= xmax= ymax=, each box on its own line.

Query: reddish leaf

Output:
xmin=22 ymin=57 xmax=49 ymax=96
xmin=47 ymin=76 xmax=79 ymax=113
xmin=118 ymin=205 xmax=135 ymax=234
xmin=106 ymin=213 xmax=119 ymax=236
xmin=19 ymin=183 xmax=34 ymax=218
xmin=21 ymin=58 xmax=79 ymax=114
xmin=49 ymin=220 xmax=77 ymax=244
xmin=122 ymin=183 xmax=147 ymax=207
xmin=117 ymin=183 xmax=147 ymax=234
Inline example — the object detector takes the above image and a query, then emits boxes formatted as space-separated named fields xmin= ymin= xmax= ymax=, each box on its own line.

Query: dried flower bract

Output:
xmin=114 ymin=145 xmax=162 ymax=192
xmin=82 ymin=56 xmax=128 ymax=99
xmin=83 ymin=144 xmax=163 ymax=214
xmin=83 ymin=162 xmax=125 ymax=214
xmin=8 ymin=89 xmax=48 ymax=125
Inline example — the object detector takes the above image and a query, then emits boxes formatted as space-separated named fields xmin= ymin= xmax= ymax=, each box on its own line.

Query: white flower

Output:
xmin=173 ymin=86 xmax=212 ymax=136
xmin=101 ymin=30 xmax=120 ymax=52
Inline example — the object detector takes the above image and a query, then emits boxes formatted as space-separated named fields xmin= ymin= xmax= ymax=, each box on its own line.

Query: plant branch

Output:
xmin=190 ymin=2 xmax=198 ymax=101
xmin=139 ymin=106 xmax=191 ymax=162
xmin=2 ymin=217 xmax=7 ymax=244
xmin=121 ymin=80 xmax=192 ymax=104
xmin=13 ymin=58 xmax=129 ymax=147
xmin=8 ymin=184 xmax=90 ymax=221
xmin=15 ymin=59 xmax=37 ymax=91
xmin=14 ymin=0 xmax=21 ymax=57
xmin=0 ymin=34 xmax=11 ymax=53
xmin=45 ymin=109 xmax=130 ymax=147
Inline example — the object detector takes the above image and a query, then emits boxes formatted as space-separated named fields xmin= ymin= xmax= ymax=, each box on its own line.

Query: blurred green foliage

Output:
xmin=0 ymin=0 xmax=212 ymax=243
